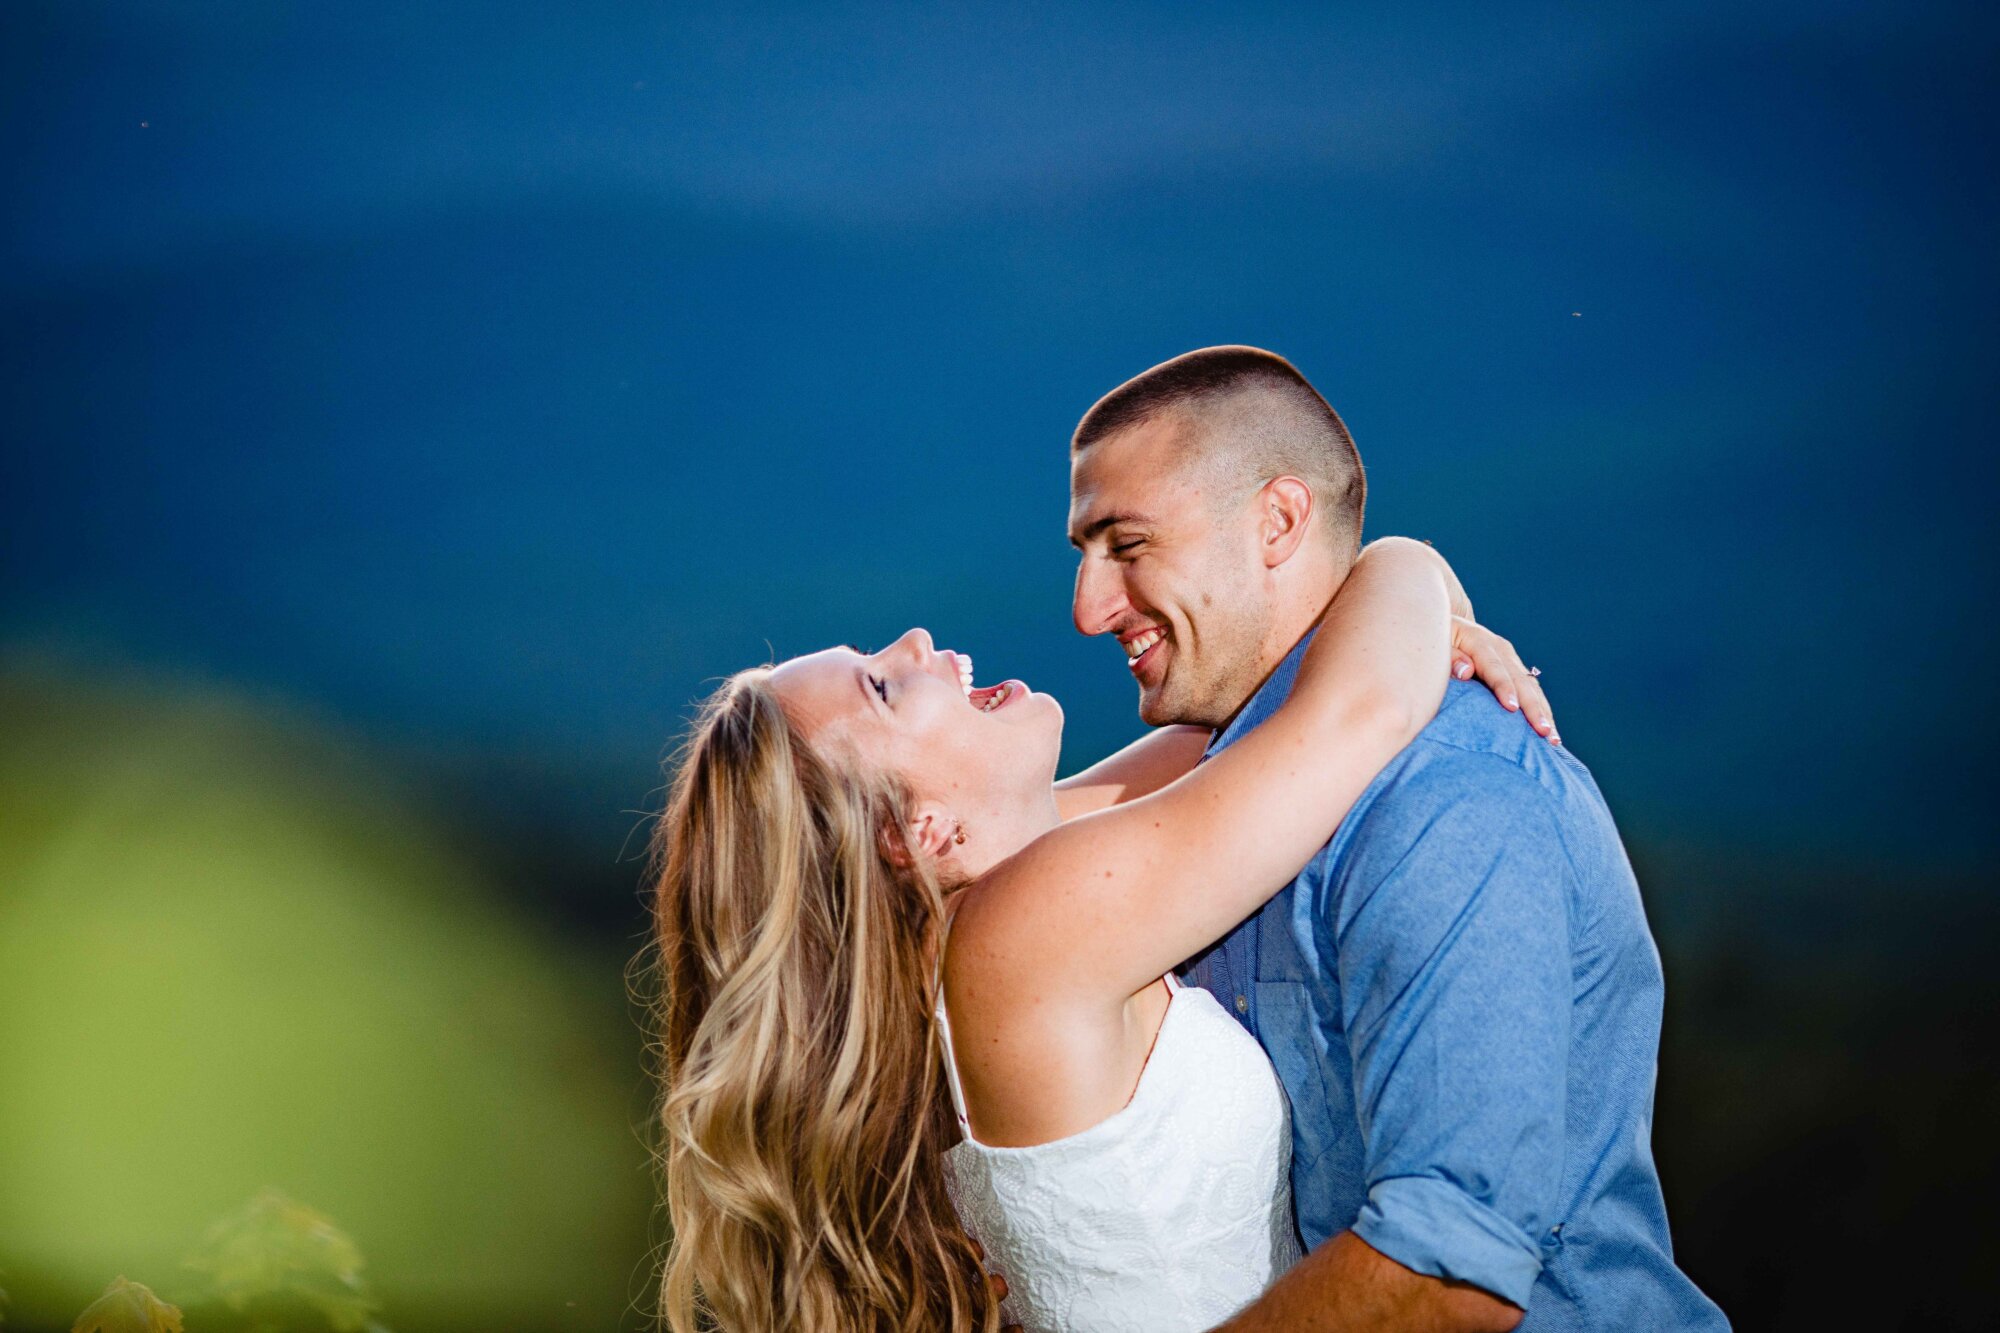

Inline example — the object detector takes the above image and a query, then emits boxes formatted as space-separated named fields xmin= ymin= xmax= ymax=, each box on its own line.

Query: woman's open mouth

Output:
xmin=969 ymin=681 xmax=1018 ymax=713
xmin=953 ymin=652 xmax=1023 ymax=713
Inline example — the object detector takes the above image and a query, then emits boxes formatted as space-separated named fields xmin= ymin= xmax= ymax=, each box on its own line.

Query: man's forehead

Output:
xmin=1068 ymin=414 xmax=1201 ymax=538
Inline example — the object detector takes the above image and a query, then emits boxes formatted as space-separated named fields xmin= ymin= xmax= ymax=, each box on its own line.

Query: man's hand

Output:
xmin=1214 ymin=1231 xmax=1523 ymax=1333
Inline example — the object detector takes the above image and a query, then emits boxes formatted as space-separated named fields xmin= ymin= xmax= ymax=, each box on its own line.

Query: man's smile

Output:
xmin=1119 ymin=624 xmax=1170 ymax=683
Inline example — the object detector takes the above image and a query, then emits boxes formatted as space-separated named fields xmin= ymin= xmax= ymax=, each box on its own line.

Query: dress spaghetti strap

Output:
xmin=935 ymin=930 xmax=1181 ymax=1145
xmin=933 ymin=912 xmax=974 ymax=1139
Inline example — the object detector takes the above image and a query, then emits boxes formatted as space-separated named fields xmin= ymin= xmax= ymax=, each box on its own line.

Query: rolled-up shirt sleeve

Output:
xmin=1334 ymin=755 xmax=1574 ymax=1309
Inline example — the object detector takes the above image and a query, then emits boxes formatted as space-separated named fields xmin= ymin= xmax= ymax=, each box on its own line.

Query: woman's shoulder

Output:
xmin=940 ymin=916 xmax=1175 ymax=1148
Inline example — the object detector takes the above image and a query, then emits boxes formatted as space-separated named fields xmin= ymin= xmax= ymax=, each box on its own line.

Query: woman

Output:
xmin=650 ymin=537 xmax=1552 ymax=1332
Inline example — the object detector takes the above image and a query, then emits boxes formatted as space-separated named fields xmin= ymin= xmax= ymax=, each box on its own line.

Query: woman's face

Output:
xmin=767 ymin=628 xmax=1063 ymax=818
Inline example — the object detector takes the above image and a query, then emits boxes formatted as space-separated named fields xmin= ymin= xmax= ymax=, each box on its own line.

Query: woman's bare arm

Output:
xmin=1053 ymin=542 xmax=1539 ymax=825
xmin=1052 ymin=726 xmax=1211 ymax=820
xmin=960 ymin=538 xmax=1454 ymax=1002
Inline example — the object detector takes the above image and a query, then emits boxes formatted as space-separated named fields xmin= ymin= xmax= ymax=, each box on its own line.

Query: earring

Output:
xmin=953 ymin=822 xmax=967 ymax=846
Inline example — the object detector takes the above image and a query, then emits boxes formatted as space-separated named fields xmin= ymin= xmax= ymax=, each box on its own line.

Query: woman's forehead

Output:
xmin=767 ymin=646 xmax=870 ymax=735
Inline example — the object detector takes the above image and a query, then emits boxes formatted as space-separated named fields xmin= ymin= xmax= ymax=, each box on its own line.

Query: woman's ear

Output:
xmin=880 ymin=802 xmax=957 ymax=868
xmin=904 ymin=804 xmax=958 ymax=862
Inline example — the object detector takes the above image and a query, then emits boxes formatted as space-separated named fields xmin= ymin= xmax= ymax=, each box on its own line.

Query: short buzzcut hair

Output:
xmin=1072 ymin=346 xmax=1366 ymax=556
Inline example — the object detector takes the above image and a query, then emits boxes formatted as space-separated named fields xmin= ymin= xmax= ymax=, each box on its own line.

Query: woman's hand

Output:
xmin=1451 ymin=615 xmax=1559 ymax=744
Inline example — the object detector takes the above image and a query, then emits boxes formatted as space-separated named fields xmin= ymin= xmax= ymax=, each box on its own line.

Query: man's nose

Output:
xmin=1072 ymin=560 xmax=1124 ymax=636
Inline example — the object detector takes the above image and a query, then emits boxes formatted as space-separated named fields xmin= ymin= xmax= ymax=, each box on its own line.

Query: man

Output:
xmin=1066 ymin=347 xmax=1727 ymax=1331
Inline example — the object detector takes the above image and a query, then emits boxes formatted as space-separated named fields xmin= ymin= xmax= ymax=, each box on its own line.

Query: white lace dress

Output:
xmin=936 ymin=973 xmax=1303 ymax=1332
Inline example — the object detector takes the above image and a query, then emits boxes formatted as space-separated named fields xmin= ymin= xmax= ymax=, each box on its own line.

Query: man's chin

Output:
xmin=1139 ymin=678 xmax=1231 ymax=730
xmin=1137 ymin=686 xmax=1186 ymax=729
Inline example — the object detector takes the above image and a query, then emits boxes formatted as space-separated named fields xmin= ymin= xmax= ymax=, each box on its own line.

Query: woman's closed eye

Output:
xmin=869 ymin=674 xmax=890 ymax=703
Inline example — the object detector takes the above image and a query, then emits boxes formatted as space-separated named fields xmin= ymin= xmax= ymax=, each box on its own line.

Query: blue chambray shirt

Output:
xmin=1183 ymin=635 xmax=1727 ymax=1330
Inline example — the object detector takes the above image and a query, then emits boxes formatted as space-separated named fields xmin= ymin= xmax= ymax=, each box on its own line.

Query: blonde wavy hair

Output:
xmin=647 ymin=668 xmax=999 ymax=1332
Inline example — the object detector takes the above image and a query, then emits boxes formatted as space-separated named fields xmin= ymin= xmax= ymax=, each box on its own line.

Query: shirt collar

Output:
xmin=1202 ymin=627 xmax=1320 ymax=760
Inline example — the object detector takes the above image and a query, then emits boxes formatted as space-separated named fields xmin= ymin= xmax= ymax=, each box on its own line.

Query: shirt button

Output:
xmin=1235 ymin=995 xmax=1249 ymax=1014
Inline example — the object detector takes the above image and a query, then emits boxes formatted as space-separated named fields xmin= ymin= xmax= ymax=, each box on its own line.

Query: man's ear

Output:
xmin=1257 ymin=476 xmax=1316 ymax=569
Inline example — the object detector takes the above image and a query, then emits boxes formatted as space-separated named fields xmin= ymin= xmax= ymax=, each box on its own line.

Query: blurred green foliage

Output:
xmin=184 ymin=1191 xmax=386 ymax=1333
xmin=0 ymin=668 xmax=655 ymax=1331
xmin=70 ymin=1278 xmax=181 ymax=1333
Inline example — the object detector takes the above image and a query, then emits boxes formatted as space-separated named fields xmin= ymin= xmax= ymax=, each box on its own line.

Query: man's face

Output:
xmin=1068 ymin=415 xmax=1273 ymax=729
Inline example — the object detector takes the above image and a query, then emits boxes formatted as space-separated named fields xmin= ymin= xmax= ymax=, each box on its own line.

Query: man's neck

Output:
xmin=1216 ymin=560 xmax=1352 ymax=735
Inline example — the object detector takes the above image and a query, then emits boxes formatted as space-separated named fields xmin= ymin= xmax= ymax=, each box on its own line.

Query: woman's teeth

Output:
xmin=953 ymin=651 xmax=1013 ymax=713
xmin=1124 ymin=627 xmax=1165 ymax=667
xmin=967 ymin=682 xmax=1012 ymax=712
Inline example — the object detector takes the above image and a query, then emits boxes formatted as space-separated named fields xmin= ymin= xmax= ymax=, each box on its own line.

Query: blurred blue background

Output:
xmin=2 ymin=2 xmax=1994 ymax=1329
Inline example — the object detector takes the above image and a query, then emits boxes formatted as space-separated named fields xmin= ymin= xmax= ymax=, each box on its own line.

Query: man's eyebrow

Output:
xmin=1068 ymin=512 xmax=1149 ymax=549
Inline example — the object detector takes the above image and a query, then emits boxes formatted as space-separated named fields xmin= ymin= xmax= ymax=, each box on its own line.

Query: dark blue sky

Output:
xmin=4 ymin=1 xmax=1994 ymax=881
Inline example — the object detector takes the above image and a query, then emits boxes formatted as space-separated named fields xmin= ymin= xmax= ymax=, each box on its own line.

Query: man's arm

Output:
xmin=1223 ymin=757 xmax=1574 ymax=1331
xmin=1217 ymin=1232 xmax=1521 ymax=1333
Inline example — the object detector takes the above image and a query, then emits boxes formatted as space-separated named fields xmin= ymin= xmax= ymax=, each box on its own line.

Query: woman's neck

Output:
xmin=949 ymin=784 xmax=1060 ymax=883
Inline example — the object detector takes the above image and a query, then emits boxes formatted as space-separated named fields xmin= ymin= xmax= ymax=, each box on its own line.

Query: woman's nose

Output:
xmin=890 ymin=627 xmax=934 ymax=660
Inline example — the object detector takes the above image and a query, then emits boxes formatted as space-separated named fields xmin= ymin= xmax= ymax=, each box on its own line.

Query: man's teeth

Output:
xmin=1123 ymin=628 xmax=1165 ymax=662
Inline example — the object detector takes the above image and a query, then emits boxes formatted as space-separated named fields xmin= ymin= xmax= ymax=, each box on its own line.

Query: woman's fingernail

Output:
xmin=1455 ymin=661 xmax=1473 ymax=679
xmin=1550 ymin=732 xmax=1563 ymax=746
xmin=1505 ymin=694 xmax=1519 ymax=710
